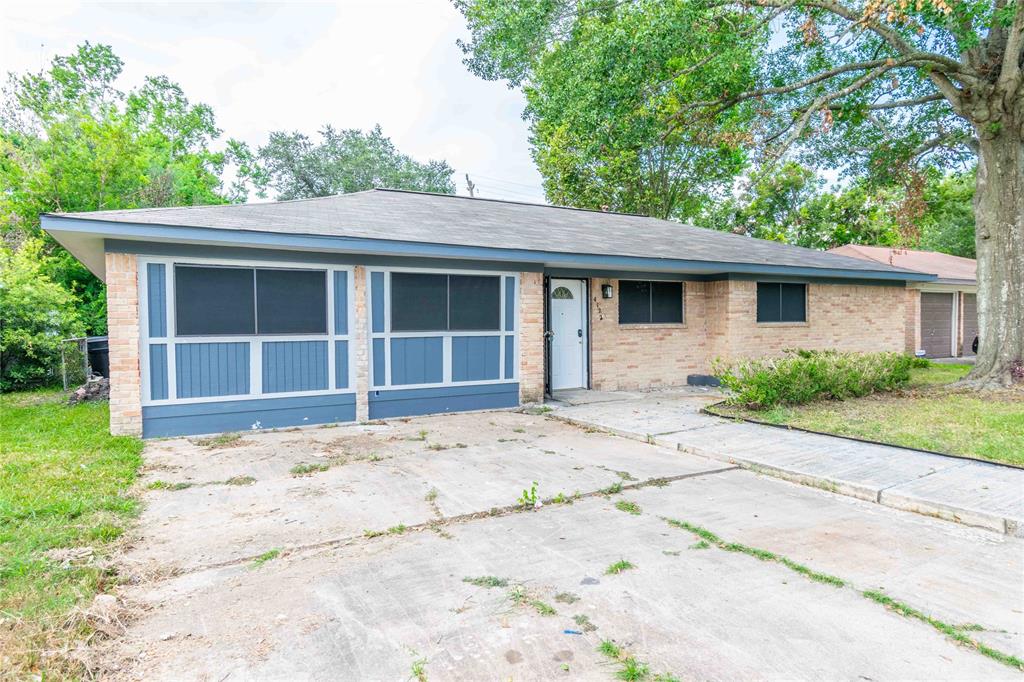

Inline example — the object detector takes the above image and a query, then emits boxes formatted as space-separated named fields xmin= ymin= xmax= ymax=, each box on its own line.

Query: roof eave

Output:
xmin=40 ymin=214 xmax=936 ymax=283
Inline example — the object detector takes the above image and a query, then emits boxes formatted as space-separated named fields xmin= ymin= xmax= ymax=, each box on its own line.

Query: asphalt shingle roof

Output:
xmin=54 ymin=189 xmax=919 ymax=276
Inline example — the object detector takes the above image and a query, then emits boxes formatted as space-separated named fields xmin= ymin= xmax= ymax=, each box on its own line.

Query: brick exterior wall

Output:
xmin=589 ymin=277 xmax=709 ymax=391
xmin=585 ymin=277 xmax=906 ymax=390
xmin=105 ymin=252 xmax=142 ymax=436
xmin=518 ymin=272 xmax=545 ymax=402
xmin=352 ymin=266 xmax=370 ymax=421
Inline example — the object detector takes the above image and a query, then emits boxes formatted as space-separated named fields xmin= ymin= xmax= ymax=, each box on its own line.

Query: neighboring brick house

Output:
xmin=42 ymin=190 xmax=931 ymax=437
xmin=829 ymin=245 xmax=978 ymax=359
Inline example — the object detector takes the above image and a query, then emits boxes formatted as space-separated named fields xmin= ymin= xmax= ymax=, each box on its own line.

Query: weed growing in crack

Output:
xmin=573 ymin=614 xmax=597 ymax=632
xmin=531 ymin=600 xmax=557 ymax=616
xmin=605 ymin=559 xmax=635 ymax=575
xmin=364 ymin=529 xmax=385 ymax=538
xmin=463 ymin=576 xmax=508 ymax=588
xmin=597 ymin=639 xmax=676 ymax=681
xmin=224 ymin=475 xmax=255 ymax=486
xmin=554 ymin=592 xmax=579 ymax=604
xmin=251 ymin=548 xmax=280 ymax=567
xmin=517 ymin=481 xmax=539 ymax=508
xmin=290 ymin=462 xmax=330 ymax=476
xmin=409 ymin=652 xmax=428 ymax=682
xmin=615 ymin=500 xmax=642 ymax=515
xmin=146 ymin=480 xmax=193 ymax=491
xmin=689 ymin=541 xmax=711 ymax=550
xmin=410 ymin=430 xmax=429 ymax=442
xmin=512 ymin=427 xmax=526 ymax=434
xmin=387 ymin=524 xmax=408 ymax=535
xmin=192 ymin=432 xmax=242 ymax=448
xmin=601 ymin=481 xmax=623 ymax=496
xmin=424 ymin=488 xmax=439 ymax=502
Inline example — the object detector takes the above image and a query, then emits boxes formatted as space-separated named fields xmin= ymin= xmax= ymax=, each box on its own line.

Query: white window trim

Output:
xmin=367 ymin=266 xmax=520 ymax=391
xmin=138 ymin=255 xmax=355 ymax=407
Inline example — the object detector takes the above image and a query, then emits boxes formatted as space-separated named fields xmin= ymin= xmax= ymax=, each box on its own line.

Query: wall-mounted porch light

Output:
xmin=601 ymin=284 xmax=614 ymax=299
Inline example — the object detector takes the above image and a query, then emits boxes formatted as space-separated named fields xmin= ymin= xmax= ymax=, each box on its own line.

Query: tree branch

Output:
xmin=830 ymin=92 xmax=946 ymax=111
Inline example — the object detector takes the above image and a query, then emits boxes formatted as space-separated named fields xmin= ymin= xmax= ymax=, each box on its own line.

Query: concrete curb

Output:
xmin=552 ymin=411 xmax=1023 ymax=538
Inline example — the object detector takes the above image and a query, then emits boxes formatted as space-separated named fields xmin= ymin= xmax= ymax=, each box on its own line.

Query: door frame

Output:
xmin=544 ymin=276 xmax=590 ymax=395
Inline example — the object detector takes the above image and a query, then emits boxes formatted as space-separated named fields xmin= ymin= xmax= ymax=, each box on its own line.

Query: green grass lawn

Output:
xmin=713 ymin=364 xmax=1024 ymax=467
xmin=0 ymin=389 xmax=142 ymax=677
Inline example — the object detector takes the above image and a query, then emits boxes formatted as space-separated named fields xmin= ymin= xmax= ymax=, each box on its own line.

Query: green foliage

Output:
xmin=458 ymin=0 xmax=757 ymax=219
xmin=231 ymin=124 xmax=455 ymax=201
xmin=517 ymin=480 xmax=539 ymax=507
xmin=918 ymin=170 xmax=976 ymax=258
xmin=714 ymin=350 xmax=915 ymax=409
xmin=0 ymin=43 xmax=231 ymax=335
xmin=0 ymin=240 xmax=85 ymax=390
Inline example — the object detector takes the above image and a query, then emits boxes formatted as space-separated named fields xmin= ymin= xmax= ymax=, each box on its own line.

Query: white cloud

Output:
xmin=1 ymin=0 xmax=546 ymax=202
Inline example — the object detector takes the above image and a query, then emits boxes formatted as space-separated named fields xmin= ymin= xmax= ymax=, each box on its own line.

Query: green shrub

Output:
xmin=713 ymin=350 xmax=915 ymax=409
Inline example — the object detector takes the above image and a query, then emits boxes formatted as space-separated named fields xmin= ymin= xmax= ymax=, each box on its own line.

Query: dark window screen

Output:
xmin=449 ymin=275 xmax=500 ymax=330
xmin=256 ymin=269 xmax=327 ymax=334
xmin=391 ymin=273 xmax=448 ymax=331
xmin=618 ymin=280 xmax=651 ymax=324
xmin=175 ymin=266 xmax=255 ymax=336
xmin=651 ymin=281 xmax=683 ymax=323
xmin=780 ymin=283 xmax=807 ymax=322
xmin=757 ymin=282 xmax=807 ymax=322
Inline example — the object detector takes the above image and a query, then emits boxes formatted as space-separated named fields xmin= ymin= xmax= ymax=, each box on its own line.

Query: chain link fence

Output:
xmin=59 ymin=337 xmax=89 ymax=390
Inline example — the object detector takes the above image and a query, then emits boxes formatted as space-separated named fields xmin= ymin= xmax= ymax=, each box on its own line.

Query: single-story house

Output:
xmin=828 ymin=245 xmax=977 ymax=359
xmin=41 ymin=189 xmax=933 ymax=438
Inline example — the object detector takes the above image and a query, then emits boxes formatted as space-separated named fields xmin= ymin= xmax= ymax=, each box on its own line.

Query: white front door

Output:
xmin=550 ymin=279 xmax=587 ymax=390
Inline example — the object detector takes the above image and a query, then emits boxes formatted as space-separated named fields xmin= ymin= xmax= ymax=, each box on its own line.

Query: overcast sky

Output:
xmin=1 ymin=1 xmax=547 ymax=203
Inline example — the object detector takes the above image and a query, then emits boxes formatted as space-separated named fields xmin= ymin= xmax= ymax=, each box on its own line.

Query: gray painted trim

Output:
xmin=142 ymin=392 xmax=357 ymax=438
xmin=40 ymin=216 xmax=934 ymax=282
xmin=367 ymin=382 xmax=519 ymax=419
xmin=546 ymin=268 xmax=715 ymax=282
xmin=105 ymin=239 xmax=543 ymax=273
xmin=722 ymin=273 xmax=908 ymax=287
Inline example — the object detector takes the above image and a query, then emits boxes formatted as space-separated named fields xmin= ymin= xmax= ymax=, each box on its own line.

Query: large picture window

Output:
xmin=390 ymin=273 xmax=501 ymax=332
xmin=174 ymin=265 xmax=327 ymax=336
xmin=618 ymin=280 xmax=683 ymax=324
xmin=756 ymin=282 xmax=807 ymax=322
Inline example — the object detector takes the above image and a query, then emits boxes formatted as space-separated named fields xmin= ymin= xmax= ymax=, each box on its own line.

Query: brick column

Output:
xmin=353 ymin=266 xmax=370 ymax=421
xmin=905 ymin=288 xmax=921 ymax=354
xmin=518 ymin=272 xmax=545 ymax=403
xmin=105 ymin=252 xmax=142 ymax=436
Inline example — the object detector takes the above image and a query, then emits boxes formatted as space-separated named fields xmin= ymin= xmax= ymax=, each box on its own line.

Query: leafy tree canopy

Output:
xmin=0 ymin=42 xmax=230 ymax=333
xmin=230 ymin=124 xmax=456 ymax=201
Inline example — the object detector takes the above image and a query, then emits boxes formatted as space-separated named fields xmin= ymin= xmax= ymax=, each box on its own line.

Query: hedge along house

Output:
xmin=41 ymin=189 xmax=933 ymax=438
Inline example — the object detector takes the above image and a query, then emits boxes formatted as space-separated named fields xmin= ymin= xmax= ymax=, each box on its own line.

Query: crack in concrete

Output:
xmin=143 ymin=465 xmax=740 ymax=579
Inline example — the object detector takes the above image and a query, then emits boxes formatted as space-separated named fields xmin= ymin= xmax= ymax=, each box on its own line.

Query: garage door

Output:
xmin=920 ymin=292 xmax=954 ymax=358
xmin=961 ymin=293 xmax=978 ymax=356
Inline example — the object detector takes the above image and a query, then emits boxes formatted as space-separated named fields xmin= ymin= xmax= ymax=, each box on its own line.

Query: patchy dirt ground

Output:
xmin=97 ymin=402 xmax=1023 ymax=680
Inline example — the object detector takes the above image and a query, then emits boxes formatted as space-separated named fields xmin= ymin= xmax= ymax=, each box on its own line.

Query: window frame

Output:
xmin=138 ymin=255 xmax=354 ymax=407
xmin=755 ymin=281 xmax=808 ymax=324
xmin=369 ymin=266 xmax=520 ymax=390
xmin=617 ymin=279 xmax=685 ymax=326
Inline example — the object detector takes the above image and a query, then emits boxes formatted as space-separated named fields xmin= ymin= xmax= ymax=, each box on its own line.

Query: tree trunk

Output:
xmin=967 ymin=121 xmax=1024 ymax=388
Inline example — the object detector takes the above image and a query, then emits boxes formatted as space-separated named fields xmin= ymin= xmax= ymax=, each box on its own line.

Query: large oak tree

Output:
xmin=456 ymin=0 xmax=1023 ymax=386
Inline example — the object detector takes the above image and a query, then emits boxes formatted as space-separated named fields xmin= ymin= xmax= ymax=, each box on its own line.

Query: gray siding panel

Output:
xmin=175 ymin=342 xmax=250 ymax=398
xmin=962 ymin=294 xmax=978 ymax=356
xmin=390 ymin=337 xmax=443 ymax=385
xmin=368 ymin=383 xmax=519 ymax=419
xmin=334 ymin=271 xmax=348 ymax=335
xmin=504 ymin=276 xmax=515 ymax=331
xmin=371 ymin=271 xmax=385 ymax=333
xmin=262 ymin=341 xmax=328 ymax=393
xmin=335 ymin=340 xmax=349 ymax=389
xmin=149 ymin=344 xmax=168 ymax=400
xmin=372 ymin=338 xmax=386 ymax=386
xmin=142 ymin=393 xmax=356 ymax=438
xmin=921 ymin=292 xmax=954 ymax=358
xmin=504 ymin=337 xmax=515 ymax=380
xmin=147 ymin=263 xmax=167 ymax=337
xmin=451 ymin=335 xmax=501 ymax=382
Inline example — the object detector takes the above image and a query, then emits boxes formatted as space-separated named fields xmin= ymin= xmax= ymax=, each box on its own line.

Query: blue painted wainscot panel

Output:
xmin=370 ymin=271 xmax=385 ymax=333
xmin=504 ymin=337 xmax=515 ymax=380
xmin=147 ymin=263 xmax=167 ymax=338
xmin=372 ymin=338 xmax=386 ymax=387
xmin=334 ymin=271 xmax=348 ymax=335
xmin=262 ymin=341 xmax=328 ymax=393
xmin=368 ymin=383 xmax=519 ymax=419
xmin=335 ymin=340 xmax=349 ymax=389
xmin=451 ymin=336 xmax=500 ymax=382
xmin=391 ymin=337 xmax=443 ymax=385
xmin=143 ymin=393 xmax=356 ymax=438
xmin=176 ymin=342 xmax=249 ymax=399
xmin=149 ymin=344 xmax=168 ymax=400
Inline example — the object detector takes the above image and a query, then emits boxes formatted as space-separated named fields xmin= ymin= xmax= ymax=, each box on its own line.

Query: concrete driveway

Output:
xmin=103 ymin=407 xmax=1024 ymax=680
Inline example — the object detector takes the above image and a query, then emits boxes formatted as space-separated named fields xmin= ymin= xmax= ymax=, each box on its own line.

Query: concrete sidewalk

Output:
xmin=550 ymin=390 xmax=1024 ymax=537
